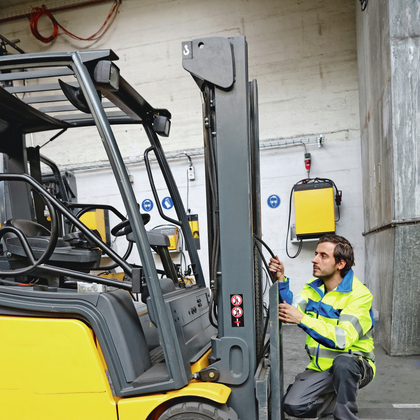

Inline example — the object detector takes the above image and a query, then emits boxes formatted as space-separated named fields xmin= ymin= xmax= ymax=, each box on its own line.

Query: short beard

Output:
xmin=317 ymin=273 xmax=335 ymax=282
xmin=313 ymin=268 xmax=336 ymax=281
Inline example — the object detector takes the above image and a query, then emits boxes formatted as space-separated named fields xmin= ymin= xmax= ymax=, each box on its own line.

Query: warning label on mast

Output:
xmin=230 ymin=294 xmax=244 ymax=327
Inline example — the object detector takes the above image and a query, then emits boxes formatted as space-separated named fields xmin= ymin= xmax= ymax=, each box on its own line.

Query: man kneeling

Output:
xmin=269 ymin=234 xmax=375 ymax=420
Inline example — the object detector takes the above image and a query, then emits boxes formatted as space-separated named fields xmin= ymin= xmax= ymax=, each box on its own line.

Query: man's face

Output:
xmin=311 ymin=241 xmax=342 ymax=280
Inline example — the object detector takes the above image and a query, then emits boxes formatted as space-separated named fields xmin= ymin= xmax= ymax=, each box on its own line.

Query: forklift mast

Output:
xmin=183 ymin=35 xmax=262 ymax=405
xmin=183 ymin=36 xmax=283 ymax=420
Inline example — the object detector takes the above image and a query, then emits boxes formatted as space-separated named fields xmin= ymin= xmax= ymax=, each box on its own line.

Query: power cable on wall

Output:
xmin=29 ymin=0 xmax=121 ymax=43
xmin=173 ymin=152 xmax=195 ymax=214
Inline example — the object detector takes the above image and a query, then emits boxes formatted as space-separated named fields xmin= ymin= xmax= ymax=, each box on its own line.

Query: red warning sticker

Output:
xmin=231 ymin=294 xmax=242 ymax=306
xmin=232 ymin=306 xmax=243 ymax=317
xmin=230 ymin=293 xmax=244 ymax=327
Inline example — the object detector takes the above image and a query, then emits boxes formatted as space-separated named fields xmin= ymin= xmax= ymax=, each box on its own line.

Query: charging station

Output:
xmin=293 ymin=181 xmax=336 ymax=240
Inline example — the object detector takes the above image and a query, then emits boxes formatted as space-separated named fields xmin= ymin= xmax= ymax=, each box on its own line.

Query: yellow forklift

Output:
xmin=0 ymin=37 xmax=283 ymax=420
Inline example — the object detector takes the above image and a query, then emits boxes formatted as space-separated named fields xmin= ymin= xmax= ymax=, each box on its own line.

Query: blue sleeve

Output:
xmin=278 ymin=277 xmax=293 ymax=304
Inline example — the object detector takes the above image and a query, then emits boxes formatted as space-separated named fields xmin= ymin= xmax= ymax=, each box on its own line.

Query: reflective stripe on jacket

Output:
xmin=279 ymin=269 xmax=375 ymax=375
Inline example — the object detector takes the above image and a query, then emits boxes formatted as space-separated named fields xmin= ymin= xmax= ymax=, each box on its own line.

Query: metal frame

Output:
xmin=183 ymin=36 xmax=280 ymax=420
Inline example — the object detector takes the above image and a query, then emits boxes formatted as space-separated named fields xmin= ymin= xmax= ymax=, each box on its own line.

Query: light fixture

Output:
xmin=94 ymin=60 xmax=120 ymax=91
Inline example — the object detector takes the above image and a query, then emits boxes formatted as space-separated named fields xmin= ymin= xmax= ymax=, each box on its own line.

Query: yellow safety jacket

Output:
xmin=279 ymin=269 xmax=375 ymax=376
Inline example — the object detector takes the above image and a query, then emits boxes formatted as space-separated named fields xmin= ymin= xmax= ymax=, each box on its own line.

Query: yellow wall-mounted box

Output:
xmin=187 ymin=213 xmax=200 ymax=249
xmin=293 ymin=181 xmax=335 ymax=239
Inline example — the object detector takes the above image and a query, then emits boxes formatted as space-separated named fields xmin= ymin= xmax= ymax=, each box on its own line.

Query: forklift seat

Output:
xmin=5 ymin=218 xmax=51 ymax=237
xmin=3 ymin=218 xmax=102 ymax=271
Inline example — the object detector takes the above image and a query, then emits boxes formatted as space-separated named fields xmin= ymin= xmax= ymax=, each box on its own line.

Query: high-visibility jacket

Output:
xmin=279 ymin=269 xmax=375 ymax=376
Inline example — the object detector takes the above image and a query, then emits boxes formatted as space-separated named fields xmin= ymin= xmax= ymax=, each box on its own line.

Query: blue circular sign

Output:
xmin=162 ymin=196 xmax=174 ymax=210
xmin=267 ymin=194 xmax=281 ymax=209
xmin=141 ymin=199 xmax=153 ymax=212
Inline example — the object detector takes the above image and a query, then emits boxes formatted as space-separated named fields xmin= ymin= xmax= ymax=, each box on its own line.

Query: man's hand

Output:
xmin=278 ymin=302 xmax=304 ymax=324
xmin=268 ymin=256 xmax=285 ymax=282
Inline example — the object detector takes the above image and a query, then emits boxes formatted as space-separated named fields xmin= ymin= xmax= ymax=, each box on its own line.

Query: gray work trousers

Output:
xmin=283 ymin=354 xmax=374 ymax=420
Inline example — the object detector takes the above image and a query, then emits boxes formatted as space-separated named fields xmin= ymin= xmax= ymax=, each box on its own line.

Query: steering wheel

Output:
xmin=111 ymin=213 xmax=151 ymax=237
xmin=0 ymin=196 xmax=59 ymax=277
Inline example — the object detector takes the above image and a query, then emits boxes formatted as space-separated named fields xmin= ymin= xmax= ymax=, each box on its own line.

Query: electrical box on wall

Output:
xmin=294 ymin=181 xmax=335 ymax=240
xmin=187 ymin=214 xmax=200 ymax=249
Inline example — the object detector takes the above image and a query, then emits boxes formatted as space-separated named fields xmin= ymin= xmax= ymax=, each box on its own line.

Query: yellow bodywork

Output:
xmin=0 ymin=316 xmax=230 ymax=420
xmin=0 ymin=316 xmax=117 ymax=420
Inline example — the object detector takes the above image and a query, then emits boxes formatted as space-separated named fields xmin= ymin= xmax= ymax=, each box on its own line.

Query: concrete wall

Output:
xmin=2 ymin=0 xmax=360 ymax=159
xmin=356 ymin=0 xmax=420 ymax=355
xmin=2 ymin=1 xmax=366 ymax=303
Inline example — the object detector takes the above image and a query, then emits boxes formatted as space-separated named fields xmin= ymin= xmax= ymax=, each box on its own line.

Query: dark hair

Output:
xmin=317 ymin=234 xmax=354 ymax=277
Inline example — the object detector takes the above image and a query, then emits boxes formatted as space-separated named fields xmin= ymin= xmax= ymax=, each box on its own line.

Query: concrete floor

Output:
xmin=282 ymin=325 xmax=420 ymax=420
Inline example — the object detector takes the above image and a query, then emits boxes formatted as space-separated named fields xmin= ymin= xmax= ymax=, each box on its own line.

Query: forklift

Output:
xmin=0 ymin=37 xmax=283 ymax=420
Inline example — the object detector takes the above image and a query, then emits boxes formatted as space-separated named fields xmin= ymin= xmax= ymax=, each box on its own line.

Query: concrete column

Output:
xmin=356 ymin=0 xmax=420 ymax=355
